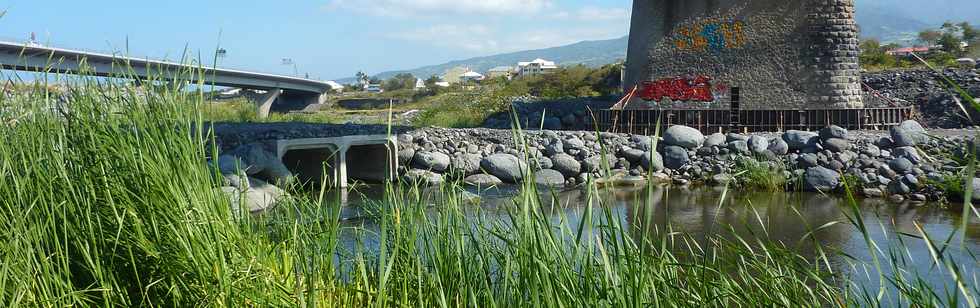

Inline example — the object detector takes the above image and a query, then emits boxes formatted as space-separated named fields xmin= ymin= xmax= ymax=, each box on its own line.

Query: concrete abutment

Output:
xmin=277 ymin=135 xmax=398 ymax=188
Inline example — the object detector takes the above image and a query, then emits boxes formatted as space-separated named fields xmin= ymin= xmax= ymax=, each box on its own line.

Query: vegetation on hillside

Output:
xmin=861 ymin=20 xmax=979 ymax=70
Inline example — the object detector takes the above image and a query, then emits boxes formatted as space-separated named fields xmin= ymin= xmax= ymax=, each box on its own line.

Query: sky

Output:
xmin=0 ymin=0 xmax=631 ymax=80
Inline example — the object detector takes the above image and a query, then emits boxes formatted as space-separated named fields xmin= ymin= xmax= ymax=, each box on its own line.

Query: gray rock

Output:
xmin=861 ymin=145 xmax=881 ymax=157
xmin=564 ymin=137 xmax=586 ymax=151
xmin=403 ymin=169 xmax=444 ymax=186
xmin=748 ymin=136 xmax=769 ymax=154
xmin=901 ymin=174 xmax=920 ymax=190
xmin=450 ymin=153 xmax=483 ymax=175
xmin=621 ymin=148 xmax=646 ymax=163
xmin=727 ymin=140 xmax=750 ymax=154
xmin=823 ymin=138 xmax=851 ymax=152
xmin=465 ymin=174 xmax=503 ymax=187
xmin=551 ymin=153 xmax=582 ymax=177
xmin=398 ymin=149 xmax=416 ymax=165
xmin=819 ymin=125 xmax=848 ymax=140
xmin=863 ymin=188 xmax=884 ymax=198
xmin=222 ymin=177 xmax=283 ymax=214
xmin=783 ymin=130 xmax=819 ymax=151
xmin=876 ymin=137 xmax=894 ymax=149
xmin=481 ymin=154 xmax=528 ymax=183
xmin=798 ymin=154 xmax=820 ymax=168
xmin=887 ymin=180 xmax=911 ymax=195
xmin=726 ymin=133 xmax=749 ymax=142
xmin=640 ymin=151 xmax=665 ymax=172
xmin=663 ymin=125 xmax=705 ymax=149
xmin=413 ymin=151 xmax=451 ymax=172
xmin=536 ymin=156 xmax=554 ymax=170
xmin=890 ymin=121 xmax=926 ymax=147
xmin=889 ymin=157 xmax=914 ymax=174
xmin=397 ymin=133 xmax=414 ymax=144
xmin=544 ymin=141 xmax=563 ymax=156
xmin=971 ymin=179 xmax=980 ymax=202
xmin=534 ymin=169 xmax=566 ymax=187
xmin=582 ymin=155 xmax=611 ymax=173
xmin=768 ymin=138 xmax=789 ymax=155
xmin=804 ymin=166 xmax=840 ymax=192
xmin=663 ymin=146 xmax=690 ymax=170
xmin=891 ymin=147 xmax=921 ymax=163
xmin=704 ymin=133 xmax=726 ymax=147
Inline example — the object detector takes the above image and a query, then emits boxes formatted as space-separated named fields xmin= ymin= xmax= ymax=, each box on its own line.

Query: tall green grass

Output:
xmin=0 ymin=69 xmax=977 ymax=306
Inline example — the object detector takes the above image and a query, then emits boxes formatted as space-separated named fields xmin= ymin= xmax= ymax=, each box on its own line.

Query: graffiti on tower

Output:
xmin=673 ymin=20 xmax=746 ymax=53
xmin=638 ymin=76 xmax=728 ymax=102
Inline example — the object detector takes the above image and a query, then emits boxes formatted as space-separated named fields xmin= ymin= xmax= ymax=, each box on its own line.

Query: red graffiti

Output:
xmin=639 ymin=76 xmax=716 ymax=102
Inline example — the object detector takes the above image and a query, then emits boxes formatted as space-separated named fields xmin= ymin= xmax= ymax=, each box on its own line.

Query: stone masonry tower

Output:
xmin=624 ymin=0 xmax=863 ymax=109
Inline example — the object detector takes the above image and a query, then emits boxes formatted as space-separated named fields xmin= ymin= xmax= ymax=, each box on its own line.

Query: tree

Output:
xmin=355 ymin=71 xmax=368 ymax=85
xmin=382 ymin=73 xmax=416 ymax=91
xmin=423 ymin=75 xmax=441 ymax=88
xmin=938 ymin=32 xmax=963 ymax=55
xmin=859 ymin=39 xmax=897 ymax=68
xmin=959 ymin=22 xmax=978 ymax=43
xmin=918 ymin=30 xmax=941 ymax=46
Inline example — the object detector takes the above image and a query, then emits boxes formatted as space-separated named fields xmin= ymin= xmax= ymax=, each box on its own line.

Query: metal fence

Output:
xmin=596 ymin=107 xmax=914 ymax=135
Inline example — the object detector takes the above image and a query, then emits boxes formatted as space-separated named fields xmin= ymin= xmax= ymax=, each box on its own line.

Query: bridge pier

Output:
xmin=255 ymin=88 xmax=282 ymax=118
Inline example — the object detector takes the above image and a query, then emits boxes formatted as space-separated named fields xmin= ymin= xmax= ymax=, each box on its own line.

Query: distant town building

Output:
xmin=460 ymin=71 xmax=485 ymax=82
xmin=442 ymin=66 xmax=470 ymax=84
xmin=487 ymin=66 xmax=515 ymax=79
xmin=516 ymin=58 xmax=557 ymax=77
xmin=365 ymin=84 xmax=383 ymax=93
xmin=434 ymin=81 xmax=451 ymax=88
xmin=325 ymin=80 xmax=344 ymax=93
xmin=414 ymin=78 xmax=426 ymax=90
xmin=885 ymin=46 xmax=932 ymax=57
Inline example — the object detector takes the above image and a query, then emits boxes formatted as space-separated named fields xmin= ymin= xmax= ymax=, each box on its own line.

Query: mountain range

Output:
xmin=342 ymin=1 xmax=971 ymax=83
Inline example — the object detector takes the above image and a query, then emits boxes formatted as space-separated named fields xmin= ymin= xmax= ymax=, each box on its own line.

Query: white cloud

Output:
xmin=553 ymin=6 xmax=630 ymax=21
xmin=325 ymin=0 xmax=553 ymax=17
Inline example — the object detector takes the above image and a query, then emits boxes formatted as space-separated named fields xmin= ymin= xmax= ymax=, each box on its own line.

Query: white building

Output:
xmin=415 ymin=78 xmax=426 ymax=90
xmin=460 ymin=71 xmax=485 ymax=82
xmin=516 ymin=58 xmax=557 ymax=77
xmin=487 ymin=66 xmax=515 ymax=79
xmin=325 ymin=80 xmax=344 ymax=92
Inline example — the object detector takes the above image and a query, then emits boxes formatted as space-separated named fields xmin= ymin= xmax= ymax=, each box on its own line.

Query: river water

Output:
xmin=333 ymin=184 xmax=979 ymax=303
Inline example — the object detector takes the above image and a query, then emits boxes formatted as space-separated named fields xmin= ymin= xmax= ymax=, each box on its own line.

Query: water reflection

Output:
xmin=335 ymin=184 xmax=979 ymax=301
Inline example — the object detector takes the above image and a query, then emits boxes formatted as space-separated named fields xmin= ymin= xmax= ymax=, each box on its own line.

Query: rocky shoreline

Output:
xmin=396 ymin=121 xmax=976 ymax=204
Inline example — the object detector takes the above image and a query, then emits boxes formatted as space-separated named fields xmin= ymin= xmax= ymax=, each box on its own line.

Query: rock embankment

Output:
xmin=397 ymin=121 xmax=977 ymax=203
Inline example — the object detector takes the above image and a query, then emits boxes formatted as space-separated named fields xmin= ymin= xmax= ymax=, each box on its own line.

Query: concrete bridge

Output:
xmin=0 ymin=40 xmax=332 ymax=117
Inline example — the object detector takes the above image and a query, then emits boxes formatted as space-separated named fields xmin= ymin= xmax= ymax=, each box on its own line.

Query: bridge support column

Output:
xmin=256 ymin=88 xmax=282 ymax=119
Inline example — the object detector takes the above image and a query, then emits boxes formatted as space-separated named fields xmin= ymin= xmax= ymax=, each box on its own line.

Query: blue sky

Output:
xmin=0 ymin=0 xmax=631 ymax=80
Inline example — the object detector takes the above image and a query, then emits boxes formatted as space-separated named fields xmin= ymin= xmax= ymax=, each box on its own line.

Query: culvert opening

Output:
xmin=281 ymin=146 xmax=339 ymax=186
xmin=345 ymin=143 xmax=395 ymax=183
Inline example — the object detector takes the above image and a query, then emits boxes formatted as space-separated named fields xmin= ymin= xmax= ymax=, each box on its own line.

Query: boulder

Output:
xmin=803 ymin=166 xmax=840 ymax=192
xmin=726 ymin=133 xmax=749 ymax=142
xmin=221 ymin=177 xmax=283 ymax=214
xmin=640 ymin=151 xmax=665 ymax=172
xmin=727 ymin=140 xmax=750 ymax=154
xmin=823 ymin=138 xmax=851 ymax=152
xmin=535 ymin=156 xmax=554 ymax=170
xmin=663 ymin=125 xmax=705 ymax=149
xmin=564 ymin=137 xmax=586 ymax=151
xmin=403 ymin=169 xmax=444 ymax=186
xmin=621 ymin=148 xmax=646 ymax=163
xmin=782 ymin=131 xmax=819 ymax=151
xmin=768 ymin=138 xmax=789 ymax=155
xmin=481 ymin=154 xmax=528 ymax=183
xmin=450 ymin=153 xmax=483 ymax=175
xmin=534 ymin=169 xmax=566 ymax=187
xmin=748 ymin=136 xmax=769 ymax=154
xmin=890 ymin=121 xmax=927 ymax=147
xmin=888 ymin=157 xmax=914 ymax=174
xmin=465 ymin=174 xmax=503 ymax=187
xmin=663 ymin=146 xmax=690 ymax=170
xmin=710 ymin=173 xmax=734 ymax=185
xmin=544 ymin=140 xmax=564 ymax=156
xmin=704 ymin=133 xmax=726 ymax=147
xmin=551 ymin=153 xmax=582 ymax=177
xmin=413 ymin=151 xmax=451 ymax=172
xmin=819 ymin=125 xmax=848 ymax=140
xmin=397 ymin=149 xmax=416 ymax=165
